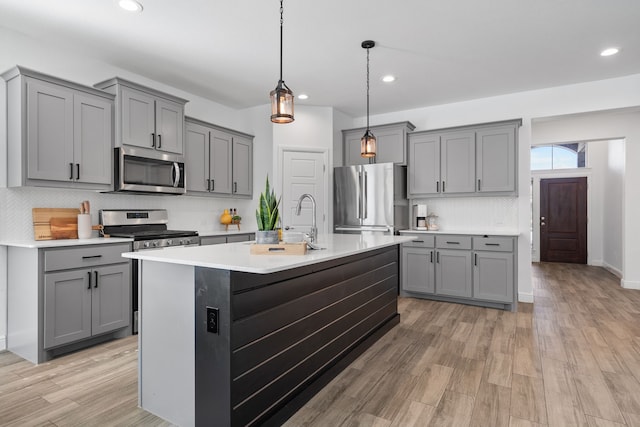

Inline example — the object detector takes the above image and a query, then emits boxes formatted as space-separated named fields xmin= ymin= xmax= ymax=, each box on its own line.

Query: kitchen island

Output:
xmin=123 ymin=233 xmax=413 ymax=427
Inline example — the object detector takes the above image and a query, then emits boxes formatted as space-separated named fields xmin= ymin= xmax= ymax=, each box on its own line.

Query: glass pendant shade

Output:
xmin=270 ymin=80 xmax=294 ymax=123
xmin=361 ymin=129 xmax=377 ymax=158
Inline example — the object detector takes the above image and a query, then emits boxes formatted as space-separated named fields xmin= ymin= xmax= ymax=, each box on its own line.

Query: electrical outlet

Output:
xmin=206 ymin=307 xmax=219 ymax=334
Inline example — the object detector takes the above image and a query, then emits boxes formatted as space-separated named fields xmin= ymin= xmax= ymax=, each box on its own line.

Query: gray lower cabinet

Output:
xmin=2 ymin=66 xmax=114 ymax=190
xmin=401 ymin=233 xmax=517 ymax=310
xmin=185 ymin=117 xmax=253 ymax=197
xmin=200 ymin=233 xmax=254 ymax=246
xmin=342 ymin=121 xmax=415 ymax=166
xmin=7 ymin=242 xmax=132 ymax=364
xmin=408 ymin=119 xmax=520 ymax=197
xmin=44 ymin=263 xmax=130 ymax=349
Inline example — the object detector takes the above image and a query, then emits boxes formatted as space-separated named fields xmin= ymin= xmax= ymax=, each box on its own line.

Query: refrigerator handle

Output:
xmin=363 ymin=171 xmax=368 ymax=219
xmin=357 ymin=171 xmax=362 ymax=219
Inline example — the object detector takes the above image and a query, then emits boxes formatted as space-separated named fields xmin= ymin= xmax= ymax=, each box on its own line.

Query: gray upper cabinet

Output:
xmin=476 ymin=125 xmax=517 ymax=193
xmin=185 ymin=117 xmax=253 ymax=198
xmin=343 ymin=122 xmax=415 ymax=166
xmin=95 ymin=77 xmax=187 ymax=155
xmin=2 ymin=67 xmax=114 ymax=190
xmin=232 ymin=135 xmax=253 ymax=196
xmin=408 ymin=119 xmax=520 ymax=197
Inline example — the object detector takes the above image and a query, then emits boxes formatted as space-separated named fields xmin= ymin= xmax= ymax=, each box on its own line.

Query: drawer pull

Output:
xmin=485 ymin=243 xmax=500 ymax=246
xmin=412 ymin=240 xmax=424 ymax=243
xmin=82 ymin=255 xmax=103 ymax=259
xmin=445 ymin=241 xmax=460 ymax=244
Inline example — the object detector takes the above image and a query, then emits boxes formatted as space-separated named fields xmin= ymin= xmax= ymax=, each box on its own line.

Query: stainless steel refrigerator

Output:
xmin=334 ymin=162 xmax=408 ymax=234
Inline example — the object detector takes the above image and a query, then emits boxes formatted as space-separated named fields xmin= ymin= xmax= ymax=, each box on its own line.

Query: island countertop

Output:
xmin=122 ymin=233 xmax=413 ymax=274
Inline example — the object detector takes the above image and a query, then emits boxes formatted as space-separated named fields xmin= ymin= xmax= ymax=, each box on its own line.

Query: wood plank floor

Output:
xmin=2 ymin=263 xmax=640 ymax=426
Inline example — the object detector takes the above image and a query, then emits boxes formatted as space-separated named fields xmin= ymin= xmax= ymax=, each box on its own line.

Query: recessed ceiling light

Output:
xmin=118 ymin=0 xmax=143 ymax=12
xmin=381 ymin=75 xmax=396 ymax=83
xmin=600 ymin=47 xmax=620 ymax=57
xmin=297 ymin=94 xmax=309 ymax=100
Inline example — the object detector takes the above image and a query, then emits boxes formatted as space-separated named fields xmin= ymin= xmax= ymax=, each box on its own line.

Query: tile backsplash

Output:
xmin=410 ymin=197 xmax=519 ymax=231
xmin=0 ymin=187 xmax=255 ymax=241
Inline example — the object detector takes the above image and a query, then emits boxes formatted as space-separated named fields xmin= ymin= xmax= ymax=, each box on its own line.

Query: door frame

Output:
xmin=531 ymin=171 xmax=593 ymax=263
xmin=276 ymin=146 xmax=330 ymax=235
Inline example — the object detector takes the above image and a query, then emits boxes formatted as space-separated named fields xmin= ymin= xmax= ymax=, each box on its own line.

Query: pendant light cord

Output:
xmin=366 ymin=46 xmax=370 ymax=130
xmin=279 ymin=0 xmax=284 ymax=83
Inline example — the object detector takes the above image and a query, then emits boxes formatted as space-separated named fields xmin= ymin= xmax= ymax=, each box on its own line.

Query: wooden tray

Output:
xmin=33 ymin=208 xmax=80 ymax=240
xmin=250 ymin=242 xmax=307 ymax=255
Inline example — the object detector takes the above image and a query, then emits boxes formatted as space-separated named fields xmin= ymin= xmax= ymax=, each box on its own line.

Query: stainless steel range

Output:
xmin=99 ymin=209 xmax=200 ymax=333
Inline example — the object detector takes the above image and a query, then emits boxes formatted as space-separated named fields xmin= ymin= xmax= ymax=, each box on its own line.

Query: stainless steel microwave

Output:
xmin=114 ymin=147 xmax=186 ymax=195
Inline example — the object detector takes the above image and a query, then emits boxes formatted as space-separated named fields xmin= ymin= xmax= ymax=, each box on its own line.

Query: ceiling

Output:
xmin=1 ymin=0 xmax=639 ymax=117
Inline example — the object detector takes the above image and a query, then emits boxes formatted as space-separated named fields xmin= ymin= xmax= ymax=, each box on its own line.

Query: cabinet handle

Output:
xmin=430 ymin=251 xmax=433 ymax=263
xmin=76 ymin=163 xmax=80 ymax=180
xmin=87 ymin=271 xmax=92 ymax=289
xmin=436 ymin=252 xmax=440 ymax=263
xmin=442 ymin=181 xmax=446 ymax=192
xmin=206 ymin=179 xmax=210 ymax=191
xmin=412 ymin=240 xmax=424 ymax=243
xmin=436 ymin=181 xmax=439 ymax=193
xmin=82 ymin=255 xmax=102 ymax=259
xmin=485 ymin=243 xmax=500 ymax=246
xmin=94 ymin=271 xmax=99 ymax=288
xmin=211 ymin=179 xmax=215 ymax=191
xmin=478 ymin=179 xmax=481 ymax=191
xmin=157 ymin=134 xmax=162 ymax=148
xmin=445 ymin=241 xmax=460 ymax=244
xmin=474 ymin=253 xmax=478 ymax=266
xmin=70 ymin=163 xmax=74 ymax=180
xmin=151 ymin=133 xmax=156 ymax=147
xmin=233 ymin=182 xmax=237 ymax=193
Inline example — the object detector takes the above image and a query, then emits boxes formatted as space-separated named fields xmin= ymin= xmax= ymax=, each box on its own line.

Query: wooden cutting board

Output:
xmin=33 ymin=208 xmax=80 ymax=240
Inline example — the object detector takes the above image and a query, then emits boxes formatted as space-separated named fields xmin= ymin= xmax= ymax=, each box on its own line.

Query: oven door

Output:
xmin=115 ymin=147 xmax=186 ymax=195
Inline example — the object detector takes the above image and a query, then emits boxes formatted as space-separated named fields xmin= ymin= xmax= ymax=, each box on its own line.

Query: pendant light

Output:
xmin=270 ymin=0 xmax=294 ymax=123
xmin=361 ymin=40 xmax=376 ymax=158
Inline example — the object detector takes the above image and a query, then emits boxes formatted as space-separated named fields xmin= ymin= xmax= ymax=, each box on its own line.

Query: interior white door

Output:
xmin=281 ymin=150 xmax=327 ymax=236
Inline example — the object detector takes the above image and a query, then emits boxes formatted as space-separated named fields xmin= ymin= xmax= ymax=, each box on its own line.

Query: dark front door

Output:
xmin=540 ymin=177 xmax=587 ymax=264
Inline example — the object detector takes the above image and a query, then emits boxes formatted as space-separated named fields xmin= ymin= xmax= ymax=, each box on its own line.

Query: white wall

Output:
xmin=604 ymin=140 xmax=625 ymax=275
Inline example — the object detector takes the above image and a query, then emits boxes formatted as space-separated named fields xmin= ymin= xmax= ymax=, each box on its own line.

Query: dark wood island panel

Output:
xmin=194 ymin=245 xmax=400 ymax=426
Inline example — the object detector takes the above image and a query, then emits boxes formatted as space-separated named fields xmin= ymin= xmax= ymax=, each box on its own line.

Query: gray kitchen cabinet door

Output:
xmin=435 ymin=249 xmax=472 ymax=298
xmin=402 ymin=247 xmax=435 ymax=294
xmin=232 ymin=135 xmax=253 ymax=196
xmin=44 ymin=270 xmax=92 ymax=349
xmin=185 ymin=122 xmax=210 ymax=193
xmin=408 ymin=133 xmax=440 ymax=196
xmin=74 ymin=92 xmax=112 ymax=185
xmin=91 ymin=264 xmax=131 ymax=336
xmin=476 ymin=125 xmax=516 ymax=193
xmin=210 ymin=129 xmax=233 ymax=194
xmin=155 ymin=98 xmax=184 ymax=154
xmin=375 ymin=126 xmax=406 ymax=164
xmin=473 ymin=251 xmax=514 ymax=303
xmin=441 ymin=131 xmax=475 ymax=194
xmin=343 ymin=129 xmax=368 ymax=166
xmin=121 ymin=86 xmax=156 ymax=150
xmin=26 ymin=78 xmax=74 ymax=182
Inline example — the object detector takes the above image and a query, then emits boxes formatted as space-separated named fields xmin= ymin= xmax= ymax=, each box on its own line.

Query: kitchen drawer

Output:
xmin=402 ymin=234 xmax=435 ymax=248
xmin=44 ymin=243 xmax=131 ymax=272
xmin=200 ymin=236 xmax=227 ymax=246
xmin=227 ymin=234 xmax=253 ymax=243
xmin=436 ymin=235 xmax=472 ymax=250
xmin=473 ymin=237 xmax=513 ymax=252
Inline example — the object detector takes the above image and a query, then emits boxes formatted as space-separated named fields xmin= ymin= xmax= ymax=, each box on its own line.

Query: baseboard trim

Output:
xmin=602 ymin=262 xmax=623 ymax=279
xmin=518 ymin=292 xmax=534 ymax=303
xmin=622 ymin=279 xmax=640 ymax=290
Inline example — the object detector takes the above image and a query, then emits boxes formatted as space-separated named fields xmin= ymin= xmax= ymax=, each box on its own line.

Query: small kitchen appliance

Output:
xmin=100 ymin=209 xmax=199 ymax=333
xmin=413 ymin=204 xmax=428 ymax=230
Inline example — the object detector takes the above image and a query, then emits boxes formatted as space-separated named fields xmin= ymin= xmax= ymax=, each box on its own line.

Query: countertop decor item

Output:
xmin=255 ymin=176 xmax=280 ymax=244
xmin=360 ymin=40 xmax=377 ymax=158
xmin=426 ymin=213 xmax=439 ymax=230
xmin=270 ymin=0 xmax=294 ymax=123
xmin=32 ymin=208 xmax=80 ymax=240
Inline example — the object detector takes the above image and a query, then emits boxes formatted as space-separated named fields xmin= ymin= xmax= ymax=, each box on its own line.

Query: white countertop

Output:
xmin=0 ymin=237 xmax=133 ymax=248
xmin=399 ymin=229 xmax=520 ymax=237
xmin=123 ymin=233 xmax=414 ymax=274
xmin=198 ymin=229 xmax=257 ymax=237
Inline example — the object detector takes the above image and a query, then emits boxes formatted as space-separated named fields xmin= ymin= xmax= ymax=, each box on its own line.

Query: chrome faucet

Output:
xmin=295 ymin=193 xmax=318 ymax=243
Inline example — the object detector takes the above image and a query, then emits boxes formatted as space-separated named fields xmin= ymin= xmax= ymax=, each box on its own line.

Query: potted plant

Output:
xmin=255 ymin=176 xmax=280 ymax=244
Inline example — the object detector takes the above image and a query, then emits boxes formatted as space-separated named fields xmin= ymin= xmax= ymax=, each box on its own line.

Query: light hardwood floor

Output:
xmin=2 ymin=263 xmax=640 ymax=426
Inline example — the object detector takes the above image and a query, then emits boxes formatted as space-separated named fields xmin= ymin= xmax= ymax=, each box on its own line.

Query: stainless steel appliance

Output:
xmin=334 ymin=162 xmax=408 ymax=235
xmin=413 ymin=204 xmax=428 ymax=230
xmin=113 ymin=146 xmax=186 ymax=195
xmin=100 ymin=209 xmax=199 ymax=333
